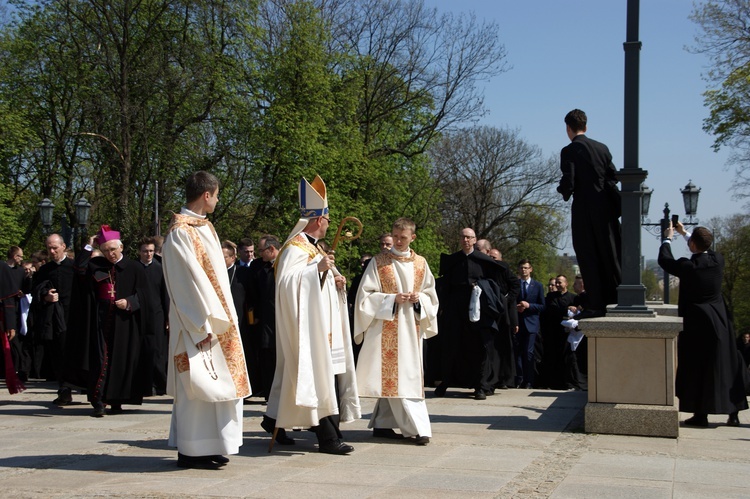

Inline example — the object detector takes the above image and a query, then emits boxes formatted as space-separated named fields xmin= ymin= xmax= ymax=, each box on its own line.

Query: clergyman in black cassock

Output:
xmin=31 ymin=234 xmax=76 ymax=404
xmin=434 ymin=228 xmax=506 ymax=399
xmin=658 ymin=224 xmax=748 ymax=426
xmin=557 ymin=109 xmax=621 ymax=315
xmin=67 ymin=227 xmax=150 ymax=416
xmin=137 ymin=238 xmax=170 ymax=396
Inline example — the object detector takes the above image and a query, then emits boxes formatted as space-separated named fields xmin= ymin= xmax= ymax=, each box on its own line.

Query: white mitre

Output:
xmin=284 ymin=175 xmax=329 ymax=244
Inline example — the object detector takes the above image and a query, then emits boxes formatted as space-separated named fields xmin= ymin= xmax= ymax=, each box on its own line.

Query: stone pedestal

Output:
xmin=583 ymin=315 xmax=682 ymax=438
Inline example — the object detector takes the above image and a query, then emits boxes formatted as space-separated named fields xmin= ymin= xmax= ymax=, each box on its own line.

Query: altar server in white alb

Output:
xmin=354 ymin=217 xmax=439 ymax=445
xmin=162 ymin=171 xmax=251 ymax=470
xmin=263 ymin=175 xmax=361 ymax=455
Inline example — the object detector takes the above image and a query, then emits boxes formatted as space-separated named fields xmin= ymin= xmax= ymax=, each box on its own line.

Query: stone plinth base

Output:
xmin=585 ymin=402 xmax=679 ymax=438
xmin=582 ymin=315 xmax=683 ymax=438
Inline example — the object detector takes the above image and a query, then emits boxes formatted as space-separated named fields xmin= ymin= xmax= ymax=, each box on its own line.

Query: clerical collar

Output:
xmin=303 ymin=232 xmax=317 ymax=245
xmin=392 ymin=247 xmax=410 ymax=257
xmin=141 ymin=260 xmax=152 ymax=267
xmin=463 ymin=248 xmax=474 ymax=256
xmin=181 ymin=207 xmax=206 ymax=219
xmin=54 ymin=255 xmax=67 ymax=265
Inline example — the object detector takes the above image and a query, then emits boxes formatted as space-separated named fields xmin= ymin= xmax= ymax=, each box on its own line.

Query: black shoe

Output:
xmin=434 ymin=384 xmax=447 ymax=397
xmin=210 ymin=455 xmax=230 ymax=464
xmin=521 ymin=383 xmax=532 ymax=389
xmin=260 ymin=416 xmax=295 ymax=445
xmin=53 ymin=387 xmax=73 ymax=406
xmin=727 ymin=412 xmax=740 ymax=427
xmin=573 ymin=309 xmax=605 ymax=320
xmin=177 ymin=453 xmax=224 ymax=470
xmin=319 ymin=439 xmax=354 ymax=455
xmin=414 ymin=435 xmax=430 ymax=446
xmin=373 ymin=428 xmax=404 ymax=439
xmin=474 ymin=390 xmax=486 ymax=400
xmin=108 ymin=404 xmax=123 ymax=415
xmin=683 ymin=415 xmax=709 ymax=427
xmin=91 ymin=406 xmax=105 ymax=418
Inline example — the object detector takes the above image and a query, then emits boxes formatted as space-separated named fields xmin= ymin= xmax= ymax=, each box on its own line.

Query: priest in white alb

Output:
xmin=263 ymin=175 xmax=361 ymax=455
xmin=161 ymin=171 xmax=251 ymax=469
xmin=354 ymin=217 xmax=439 ymax=444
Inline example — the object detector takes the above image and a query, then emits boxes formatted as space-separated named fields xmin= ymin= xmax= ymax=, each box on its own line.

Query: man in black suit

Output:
xmin=515 ymin=259 xmax=544 ymax=389
xmin=659 ymin=222 xmax=748 ymax=427
xmin=557 ymin=109 xmax=621 ymax=317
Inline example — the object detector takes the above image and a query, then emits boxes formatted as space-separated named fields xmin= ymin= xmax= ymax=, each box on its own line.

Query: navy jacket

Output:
xmin=517 ymin=278 xmax=545 ymax=334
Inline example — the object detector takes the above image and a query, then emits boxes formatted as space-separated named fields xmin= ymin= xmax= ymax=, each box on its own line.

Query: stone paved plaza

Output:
xmin=1 ymin=381 xmax=748 ymax=498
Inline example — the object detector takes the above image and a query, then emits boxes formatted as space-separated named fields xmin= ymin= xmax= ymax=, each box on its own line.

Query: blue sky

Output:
xmin=423 ymin=0 xmax=742 ymax=259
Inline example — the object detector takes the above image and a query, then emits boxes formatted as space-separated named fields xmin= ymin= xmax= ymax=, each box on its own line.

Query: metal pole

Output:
xmin=613 ymin=0 xmax=651 ymax=314
xmin=154 ymin=180 xmax=160 ymax=236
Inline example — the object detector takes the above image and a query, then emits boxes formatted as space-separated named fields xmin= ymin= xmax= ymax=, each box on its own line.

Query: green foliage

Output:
xmin=0 ymin=0 xmax=514 ymax=277
xmin=641 ymin=267 xmax=662 ymax=302
xmin=691 ymin=0 xmax=750 ymax=197
xmin=0 ymin=183 xmax=25 ymax=252
xmin=712 ymin=213 xmax=750 ymax=335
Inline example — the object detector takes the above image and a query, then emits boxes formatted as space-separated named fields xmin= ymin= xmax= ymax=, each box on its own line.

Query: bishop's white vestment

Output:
xmin=354 ymin=248 xmax=439 ymax=437
xmin=266 ymin=233 xmax=360 ymax=429
xmin=162 ymin=208 xmax=251 ymax=456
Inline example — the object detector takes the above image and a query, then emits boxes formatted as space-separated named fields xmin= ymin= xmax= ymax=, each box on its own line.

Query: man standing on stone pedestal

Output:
xmin=557 ymin=109 xmax=621 ymax=318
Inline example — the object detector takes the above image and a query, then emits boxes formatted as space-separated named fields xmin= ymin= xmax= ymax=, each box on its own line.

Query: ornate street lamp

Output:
xmin=640 ymin=183 xmax=653 ymax=223
xmin=74 ymin=197 xmax=92 ymax=248
xmin=75 ymin=197 xmax=91 ymax=227
xmin=681 ymin=180 xmax=701 ymax=220
xmin=641 ymin=182 xmax=701 ymax=304
xmin=38 ymin=198 xmax=54 ymax=236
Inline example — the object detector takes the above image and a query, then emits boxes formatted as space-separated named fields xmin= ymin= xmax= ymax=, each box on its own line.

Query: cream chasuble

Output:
xmin=266 ymin=234 xmax=360 ymax=429
xmin=354 ymin=249 xmax=439 ymax=399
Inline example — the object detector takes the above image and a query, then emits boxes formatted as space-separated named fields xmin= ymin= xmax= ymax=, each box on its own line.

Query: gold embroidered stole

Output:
xmin=375 ymin=250 xmax=426 ymax=396
xmin=276 ymin=235 xmax=337 ymax=347
xmin=167 ymin=213 xmax=250 ymax=396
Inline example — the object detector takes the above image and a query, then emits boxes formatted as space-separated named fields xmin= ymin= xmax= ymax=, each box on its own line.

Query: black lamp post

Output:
xmin=613 ymin=0 xmax=651 ymax=314
xmin=641 ymin=181 xmax=701 ymax=304
xmin=38 ymin=198 xmax=54 ymax=237
xmin=75 ymin=197 xmax=91 ymax=249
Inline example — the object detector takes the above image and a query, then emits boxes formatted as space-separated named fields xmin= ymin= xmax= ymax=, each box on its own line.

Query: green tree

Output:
xmin=691 ymin=0 xmax=750 ymax=198
xmin=712 ymin=213 xmax=750 ymax=334
xmin=429 ymin=125 xmax=565 ymax=273
xmin=0 ymin=0 xmax=507 ymax=271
